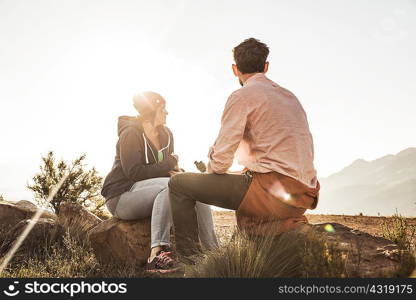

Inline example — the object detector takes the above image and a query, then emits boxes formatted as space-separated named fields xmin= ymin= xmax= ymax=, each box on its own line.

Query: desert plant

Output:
xmin=27 ymin=151 xmax=104 ymax=214
xmin=0 ymin=195 xmax=4 ymax=202
xmin=300 ymin=228 xmax=347 ymax=278
xmin=185 ymin=225 xmax=347 ymax=278
xmin=380 ymin=213 xmax=416 ymax=277
xmin=185 ymin=229 xmax=300 ymax=278
xmin=380 ymin=213 xmax=416 ymax=251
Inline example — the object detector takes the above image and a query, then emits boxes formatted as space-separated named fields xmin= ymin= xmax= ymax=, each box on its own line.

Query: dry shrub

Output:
xmin=380 ymin=213 xmax=416 ymax=277
xmin=301 ymin=228 xmax=347 ymax=278
xmin=185 ymin=225 xmax=347 ymax=278
xmin=381 ymin=213 xmax=416 ymax=251
xmin=59 ymin=215 xmax=95 ymax=247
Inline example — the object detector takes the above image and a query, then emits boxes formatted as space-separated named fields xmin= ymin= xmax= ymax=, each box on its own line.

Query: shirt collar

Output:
xmin=243 ymin=73 xmax=267 ymax=86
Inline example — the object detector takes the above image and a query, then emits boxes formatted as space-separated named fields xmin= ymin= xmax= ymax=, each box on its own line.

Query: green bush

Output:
xmin=27 ymin=151 xmax=104 ymax=214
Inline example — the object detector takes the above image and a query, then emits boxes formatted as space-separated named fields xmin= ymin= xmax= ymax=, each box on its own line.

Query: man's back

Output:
xmin=210 ymin=73 xmax=317 ymax=188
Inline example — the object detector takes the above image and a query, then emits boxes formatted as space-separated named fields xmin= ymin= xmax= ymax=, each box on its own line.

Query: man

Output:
xmin=169 ymin=38 xmax=320 ymax=257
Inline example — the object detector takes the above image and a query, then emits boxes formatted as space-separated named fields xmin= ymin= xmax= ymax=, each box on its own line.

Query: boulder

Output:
xmin=0 ymin=200 xmax=56 ymax=232
xmin=57 ymin=202 xmax=101 ymax=241
xmin=15 ymin=200 xmax=37 ymax=210
xmin=310 ymin=222 xmax=411 ymax=277
xmin=1 ymin=218 xmax=64 ymax=255
xmin=15 ymin=200 xmax=57 ymax=220
xmin=88 ymin=217 xmax=151 ymax=267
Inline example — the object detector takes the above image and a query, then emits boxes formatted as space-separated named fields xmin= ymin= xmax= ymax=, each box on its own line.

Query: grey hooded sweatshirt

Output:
xmin=101 ymin=116 xmax=177 ymax=201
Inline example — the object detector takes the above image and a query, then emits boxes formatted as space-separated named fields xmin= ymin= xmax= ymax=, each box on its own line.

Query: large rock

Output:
xmin=1 ymin=218 xmax=64 ymax=255
xmin=88 ymin=217 xmax=151 ymax=267
xmin=0 ymin=200 xmax=57 ymax=232
xmin=310 ymin=222 xmax=411 ymax=277
xmin=57 ymin=202 xmax=101 ymax=241
xmin=15 ymin=200 xmax=57 ymax=220
xmin=14 ymin=200 xmax=38 ymax=211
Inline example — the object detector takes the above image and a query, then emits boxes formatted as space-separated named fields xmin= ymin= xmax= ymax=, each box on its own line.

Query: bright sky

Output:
xmin=1 ymin=0 xmax=415 ymax=202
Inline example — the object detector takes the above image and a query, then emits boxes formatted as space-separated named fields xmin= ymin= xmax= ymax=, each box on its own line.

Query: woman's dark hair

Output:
xmin=233 ymin=38 xmax=269 ymax=74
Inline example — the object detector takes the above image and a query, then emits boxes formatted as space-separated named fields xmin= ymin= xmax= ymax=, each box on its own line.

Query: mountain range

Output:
xmin=315 ymin=147 xmax=416 ymax=217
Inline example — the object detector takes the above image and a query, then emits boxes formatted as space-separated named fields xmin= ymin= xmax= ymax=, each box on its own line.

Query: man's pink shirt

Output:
xmin=208 ymin=73 xmax=318 ymax=188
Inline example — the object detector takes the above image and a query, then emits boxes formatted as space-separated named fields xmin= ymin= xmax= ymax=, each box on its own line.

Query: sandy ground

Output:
xmin=212 ymin=210 xmax=416 ymax=241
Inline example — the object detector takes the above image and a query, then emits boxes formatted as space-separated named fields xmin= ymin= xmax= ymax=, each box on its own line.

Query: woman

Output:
xmin=101 ymin=91 xmax=218 ymax=272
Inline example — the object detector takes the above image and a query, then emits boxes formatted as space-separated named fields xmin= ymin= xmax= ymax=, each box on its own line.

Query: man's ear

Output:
xmin=232 ymin=64 xmax=239 ymax=77
xmin=263 ymin=62 xmax=269 ymax=73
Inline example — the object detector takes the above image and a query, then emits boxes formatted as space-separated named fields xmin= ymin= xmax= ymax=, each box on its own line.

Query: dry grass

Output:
xmin=185 ymin=225 xmax=347 ymax=278
xmin=0 ymin=230 xmax=153 ymax=278
xmin=1 ymin=212 xmax=415 ymax=278
xmin=1 ymin=233 xmax=95 ymax=278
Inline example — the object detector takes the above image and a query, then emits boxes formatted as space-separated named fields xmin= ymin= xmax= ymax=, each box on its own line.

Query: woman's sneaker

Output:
xmin=145 ymin=251 xmax=180 ymax=274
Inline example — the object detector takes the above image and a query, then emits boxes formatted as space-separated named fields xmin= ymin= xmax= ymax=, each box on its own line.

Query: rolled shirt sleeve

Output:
xmin=208 ymin=92 xmax=248 ymax=174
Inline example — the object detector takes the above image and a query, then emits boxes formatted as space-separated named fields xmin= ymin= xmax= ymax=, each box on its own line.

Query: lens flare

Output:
xmin=324 ymin=224 xmax=335 ymax=233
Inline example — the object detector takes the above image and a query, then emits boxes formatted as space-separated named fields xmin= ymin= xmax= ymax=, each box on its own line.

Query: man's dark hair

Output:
xmin=233 ymin=38 xmax=269 ymax=74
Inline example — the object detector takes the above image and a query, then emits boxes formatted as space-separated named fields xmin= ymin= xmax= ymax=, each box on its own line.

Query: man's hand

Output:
xmin=169 ymin=166 xmax=184 ymax=177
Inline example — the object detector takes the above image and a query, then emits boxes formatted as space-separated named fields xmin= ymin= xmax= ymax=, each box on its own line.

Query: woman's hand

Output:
xmin=168 ymin=170 xmax=179 ymax=177
xmin=169 ymin=167 xmax=185 ymax=177
xmin=168 ymin=154 xmax=184 ymax=176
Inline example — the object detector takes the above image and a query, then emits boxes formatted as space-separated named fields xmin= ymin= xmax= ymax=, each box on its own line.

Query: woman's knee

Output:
xmin=131 ymin=177 xmax=170 ymax=192
xmin=113 ymin=206 xmax=133 ymax=220
xmin=152 ymin=177 xmax=170 ymax=186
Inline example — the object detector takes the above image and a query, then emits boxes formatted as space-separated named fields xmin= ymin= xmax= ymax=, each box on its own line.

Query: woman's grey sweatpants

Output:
xmin=106 ymin=177 xmax=218 ymax=250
